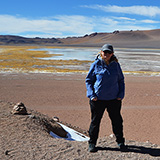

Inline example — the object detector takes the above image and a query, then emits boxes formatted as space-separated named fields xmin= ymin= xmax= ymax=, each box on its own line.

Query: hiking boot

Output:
xmin=88 ymin=143 xmax=97 ymax=152
xmin=118 ymin=143 xmax=127 ymax=151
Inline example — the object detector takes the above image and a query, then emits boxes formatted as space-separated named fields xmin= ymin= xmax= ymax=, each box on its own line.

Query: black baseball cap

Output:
xmin=101 ymin=44 xmax=114 ymax=53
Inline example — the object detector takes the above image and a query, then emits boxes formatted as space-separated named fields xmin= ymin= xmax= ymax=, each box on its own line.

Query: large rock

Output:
xmin=11 ymin=102 xmax=28 ymax=115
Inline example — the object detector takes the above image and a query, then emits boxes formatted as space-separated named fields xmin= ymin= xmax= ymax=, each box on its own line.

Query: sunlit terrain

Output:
xmin=0 ymin=46 xmax=160 ymax=76
xmin=0 ymin=46 xmax=92 ymax=73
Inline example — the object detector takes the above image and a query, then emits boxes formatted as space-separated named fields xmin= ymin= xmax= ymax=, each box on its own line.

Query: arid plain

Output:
xmin=0 ymin=72 xmax=160 ymax=145
xmin=0 ymin=41 xmax=160 ymax=145
xmin=1 ymin=30 xmax=160 ymax=159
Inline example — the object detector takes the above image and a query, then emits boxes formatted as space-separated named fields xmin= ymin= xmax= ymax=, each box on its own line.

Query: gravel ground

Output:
xmin=1 ymin=101 xmax=160 ymax=160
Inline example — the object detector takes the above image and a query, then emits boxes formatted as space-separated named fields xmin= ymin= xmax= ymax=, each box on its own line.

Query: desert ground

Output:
xmin=1 ymin=31 xmax=160 ymax=159
xmin=1 ymin=72 xmax=160 ymax=159
xmin=1 ymin=100 xmax=160 ymax=160
xmin=0 ymin=72 xmax=160 ymax=145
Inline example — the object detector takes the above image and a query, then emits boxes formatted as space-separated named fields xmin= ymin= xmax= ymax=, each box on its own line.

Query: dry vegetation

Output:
xmin=0 ymin=45 xmax=160 ymax=76
xmin=0 ymin=46 xmax=91 ymax=73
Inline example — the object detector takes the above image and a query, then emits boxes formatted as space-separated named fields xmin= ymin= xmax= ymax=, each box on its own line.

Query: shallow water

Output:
xmin=36 ymin=48 xmax=99 ymax=61
xmin=32 ymin=48 xmax=160 ymax=73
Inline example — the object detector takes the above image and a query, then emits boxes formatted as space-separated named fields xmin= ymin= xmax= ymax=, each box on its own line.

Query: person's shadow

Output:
xmin=96 ymin=145 xmax=160 ymax=157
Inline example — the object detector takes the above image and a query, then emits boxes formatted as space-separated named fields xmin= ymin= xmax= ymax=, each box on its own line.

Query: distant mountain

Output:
xmin=1 ymin=29 xmax=160 ymax=48
xmin=0 ymin=35 xmax=62 ymax=45
xmin=58 ymin=29 xmax=160 ymax=48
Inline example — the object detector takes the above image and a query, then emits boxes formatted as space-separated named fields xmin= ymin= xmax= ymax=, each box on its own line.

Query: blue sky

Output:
xmin=1 ymin=0 xmax=160 ymax=38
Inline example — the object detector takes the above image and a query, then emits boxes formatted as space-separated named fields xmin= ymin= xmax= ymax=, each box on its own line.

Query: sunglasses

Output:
xmin=103 ymin=51 xmax=112 ymax=54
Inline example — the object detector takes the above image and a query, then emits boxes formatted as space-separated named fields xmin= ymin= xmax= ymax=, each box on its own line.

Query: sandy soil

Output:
xmin=1 ymin=101 xmax=160 ymax=160
xmin=0 ymin=72 xmax=160 ymax=146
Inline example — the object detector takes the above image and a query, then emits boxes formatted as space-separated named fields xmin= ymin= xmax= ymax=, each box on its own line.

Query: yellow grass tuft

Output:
xmin=0 ymin=45 xmax=91 ymax=73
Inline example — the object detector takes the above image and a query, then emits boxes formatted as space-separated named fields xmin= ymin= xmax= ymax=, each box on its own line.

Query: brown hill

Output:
xmin=0 ymin=35 xmax=61 ymax=45
xmin=58 ymin=29 xmax=160 ymax=48
xmin=1 ymin=29 xmax=160 ymax=48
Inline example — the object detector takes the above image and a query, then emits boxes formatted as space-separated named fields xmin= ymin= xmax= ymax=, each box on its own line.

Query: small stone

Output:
xmin=109 ymin=134 xmax=115 ymax=138
xmin=53 ymin=116 xmax=59 ymax=122
xmin=28 ymin=115 xmax=35 ymax=119
xmin=5 ymin=150 xmax=9 ymax=155
xmin=11 ymin=102 xmax=28 ymax=115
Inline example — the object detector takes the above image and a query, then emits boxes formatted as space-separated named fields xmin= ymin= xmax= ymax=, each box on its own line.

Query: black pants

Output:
xmin=89 ymin=99 xmax=125 ymax=145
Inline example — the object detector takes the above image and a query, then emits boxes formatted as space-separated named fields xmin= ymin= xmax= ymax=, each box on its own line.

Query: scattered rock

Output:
xmin=5 ymin=150 xmax=9 ymax=155
xmin=110 ymin=134 xmax=115 ymax=138
xmin=1 ymin=101 xmax=160 ymax=160
xmin=53 ymin=116 xmax=59 ymax=122
xmin=28 ymin=114 xmax=35 ymax=119
xmin=11 ymin=102 xmax=28 ymax=115
xmin=11 ymin=102 xmax=67 ymax=138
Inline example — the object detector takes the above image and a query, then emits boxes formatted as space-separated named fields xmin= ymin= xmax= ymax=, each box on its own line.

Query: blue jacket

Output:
xmin=86 ymin=57 xmax=125 ymax=100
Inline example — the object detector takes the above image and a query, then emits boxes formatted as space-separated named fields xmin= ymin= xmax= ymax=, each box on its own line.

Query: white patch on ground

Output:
xmin=50 ymin=123 xmax=89 ymax=141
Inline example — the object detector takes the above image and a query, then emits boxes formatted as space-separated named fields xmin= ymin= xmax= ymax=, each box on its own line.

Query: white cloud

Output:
xmin=0 ymin=14 xmax=158 ymax=38
xmin=140 ymin=19 xmax=160 ymax=23
xmin=83 ymin=5 xmax=160 ymax=17
xmin=114 ymin=17 xmax=136 ymax=21
xmin=92 ymin=16 xmax=155 ymax=33
xmin=0 ymin=14 xmax=94 ymax=37
xmin=51 ymin=15 xmax=93 ymax=34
